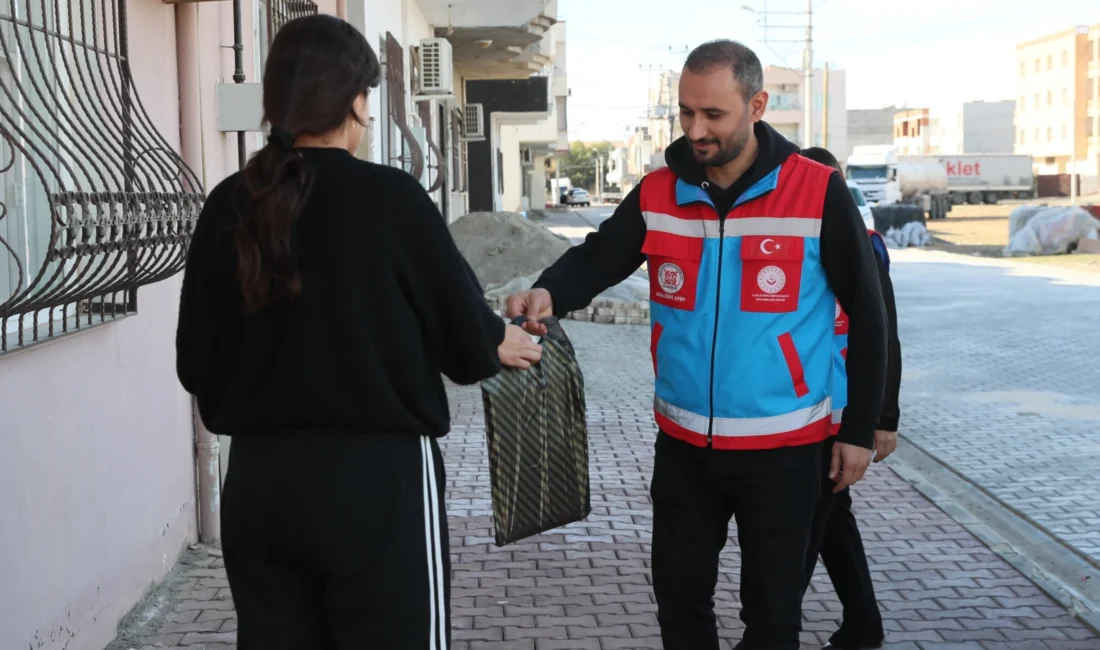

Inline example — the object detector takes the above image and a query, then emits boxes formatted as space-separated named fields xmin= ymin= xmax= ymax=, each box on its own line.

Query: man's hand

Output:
xmin=505 ymin=288 xmax=554 ymax=336
xmin=498 ymin=324 xmax=542 ymax=369
xmin=873 ymin=430 xmax=897 ymax=463
xmin=829 ymin=441 xmax=873 ymax=493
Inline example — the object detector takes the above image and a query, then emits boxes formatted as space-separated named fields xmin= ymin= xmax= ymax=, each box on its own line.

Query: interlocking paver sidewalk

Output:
xmin=888 ymin=251 xmax=1100 ymax=567
xmin=109 ymin=318 xmax=1099 ymax=650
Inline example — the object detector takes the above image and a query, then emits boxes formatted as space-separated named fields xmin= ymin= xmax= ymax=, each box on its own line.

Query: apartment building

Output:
xmin=893 ymin=102 xmax=1016 ymax=156
xmin=763 ymin=65 xmax=849 ymax=161
xmin=1015 ymin=23 xmax=1100 ymax=185
xmin=647 ymin=69 xmax=683 ymax=153
xmin=0 ymin=1 xmax=567 ymax=648
xmin=894 ymin=108 xmax=930 ymax=156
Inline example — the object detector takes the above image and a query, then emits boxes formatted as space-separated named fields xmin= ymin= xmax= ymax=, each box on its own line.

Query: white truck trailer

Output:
xmin=899 ymin=153 xmax=1034 ymax=205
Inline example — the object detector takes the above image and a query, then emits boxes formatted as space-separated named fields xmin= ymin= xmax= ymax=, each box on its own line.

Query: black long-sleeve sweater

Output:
xmin=534 ymin=123 xmax=888 ymax=449
xmin=176 ymin=148 xmax=505 ymax=437
xmin=874 ymin=251 xmax=902 ymax=432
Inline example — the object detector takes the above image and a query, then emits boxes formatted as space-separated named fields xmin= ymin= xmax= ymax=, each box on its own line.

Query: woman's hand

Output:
xmin=873 ymin=430 xmax=898 ymax=462
xmin=498 ymin=324 xmax=542 ymax=369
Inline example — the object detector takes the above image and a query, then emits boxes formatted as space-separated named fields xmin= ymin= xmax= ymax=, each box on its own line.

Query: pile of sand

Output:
xmin=449 ymin=211 xmax=572 ymax=290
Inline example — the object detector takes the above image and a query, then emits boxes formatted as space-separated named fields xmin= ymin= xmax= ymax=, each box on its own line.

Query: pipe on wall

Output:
xmin=175 ymin=0 xmax=221 ymax=543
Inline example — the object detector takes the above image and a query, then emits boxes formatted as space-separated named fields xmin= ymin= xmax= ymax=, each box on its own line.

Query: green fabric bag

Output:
xmin=480 ymin=317 xmax=591 ymax=547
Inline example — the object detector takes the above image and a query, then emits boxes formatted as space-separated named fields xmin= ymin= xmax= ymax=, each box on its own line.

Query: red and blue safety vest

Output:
xmin=639 ymin=155 xmax=838 ymax=450
xmin=830 ymin=230 xmax=890 ymax=434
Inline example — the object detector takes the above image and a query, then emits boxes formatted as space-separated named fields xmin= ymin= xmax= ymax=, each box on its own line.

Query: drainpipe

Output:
xmin=177 ymin=0 xmax=221 ymax=542
xmin=232 ymin=0 xmax=246 ymax=169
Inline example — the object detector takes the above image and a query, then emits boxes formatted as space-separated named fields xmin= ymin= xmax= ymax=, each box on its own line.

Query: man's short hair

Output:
xmin=683 ymin=40 xmax=764 ymax=103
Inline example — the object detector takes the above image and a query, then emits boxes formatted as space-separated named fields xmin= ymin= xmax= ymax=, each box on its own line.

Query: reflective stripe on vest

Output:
xmin=641 ymin=155 xmax=838 ymax=451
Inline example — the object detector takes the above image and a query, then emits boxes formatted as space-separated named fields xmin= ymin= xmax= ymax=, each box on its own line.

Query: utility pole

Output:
xmin=554 ymin=157 xmax=562 ymax=205
xmin=822 ymin=62 xmax=829 ymax=149
xmin=1071 ymin=25 xmax=1087 ymax=204
xmin=742 ymin=3 xmax=816 ymax=147
xmin=803 ymin=0 xmax=813 ymax=148
xmin=595 ymin=155 xmax=602 ymax=203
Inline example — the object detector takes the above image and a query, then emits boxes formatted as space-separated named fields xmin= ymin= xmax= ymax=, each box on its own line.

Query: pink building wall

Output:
xmin=0 ymin=0 xmax=331 ymax=646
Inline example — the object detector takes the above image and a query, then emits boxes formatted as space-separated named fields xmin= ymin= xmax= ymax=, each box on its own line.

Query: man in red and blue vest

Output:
xmin=506 ymin=40 xmax=887 ymax=650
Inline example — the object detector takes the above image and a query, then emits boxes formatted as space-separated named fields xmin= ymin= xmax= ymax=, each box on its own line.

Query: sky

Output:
xmin=559 ymin=0 xmax=1099 ymax=142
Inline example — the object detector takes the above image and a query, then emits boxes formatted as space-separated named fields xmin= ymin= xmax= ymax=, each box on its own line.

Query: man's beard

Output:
xmin=690 ymin=123 xmax=751 ymax=167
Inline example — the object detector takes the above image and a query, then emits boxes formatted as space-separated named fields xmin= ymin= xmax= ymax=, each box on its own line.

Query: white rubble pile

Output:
xmin=883 ymin=222 xmax=931 ymax=249
xmin=1003 ymin=206 xmax=1100 ymax=256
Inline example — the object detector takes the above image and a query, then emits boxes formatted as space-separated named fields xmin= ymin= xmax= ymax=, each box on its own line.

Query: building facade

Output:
xmin=893 ymin=108 xmax=930 ymax=156
xmin=893 ymin=102 xmax=1016 ymax=156
xmin=847 ymin=106 xmax=898 ymax=153
xmin=1014 ymin=23 xmax=1100 ymax=184
xmin=0 ymin=1 xmax=567 ymax=649
xmin=647 ymin=69 xmax=682 ymax=154
xmin=762 ymin=65 xmax=849 ymax=161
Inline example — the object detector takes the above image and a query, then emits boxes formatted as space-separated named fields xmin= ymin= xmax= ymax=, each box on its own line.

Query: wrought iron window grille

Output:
xmin=0 ymin=0 xmax=204 ymax=354
xmin=382 ymin=32 xmax=423 ymax=180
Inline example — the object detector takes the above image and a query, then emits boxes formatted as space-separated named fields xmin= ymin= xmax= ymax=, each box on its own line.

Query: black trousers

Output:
xmin=221 ymin=431 xmax=451 ymax=650
xmin=650 ymin=432 xmax=822 ymax=650
xmin=803 ymin=437 xmax=884 ymax=647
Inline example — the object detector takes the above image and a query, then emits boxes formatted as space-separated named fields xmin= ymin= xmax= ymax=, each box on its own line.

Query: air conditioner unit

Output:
xmin=415 ymin=38 xmax=454 ymax=95
xmin=463 ymin=103 xmax=485 ymax=140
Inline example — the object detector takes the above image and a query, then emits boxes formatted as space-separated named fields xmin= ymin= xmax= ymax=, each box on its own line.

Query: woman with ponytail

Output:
xmin=175 ymin=14 xmax=539 ymax=649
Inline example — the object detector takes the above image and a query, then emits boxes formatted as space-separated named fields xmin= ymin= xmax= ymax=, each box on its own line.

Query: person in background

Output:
xmin=505 ymin=40 xmax=887 ymax=650
xmin=799 ymin=146 xmax=902 ymax=650
xmin=175 ymin=15 xmax=540 ymax=649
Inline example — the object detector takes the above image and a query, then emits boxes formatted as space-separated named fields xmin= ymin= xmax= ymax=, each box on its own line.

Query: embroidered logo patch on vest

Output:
xmin=740 ymin=235 xmax=804 ymax=313
xmin=657 ymin=262 xmax=685 ymax=294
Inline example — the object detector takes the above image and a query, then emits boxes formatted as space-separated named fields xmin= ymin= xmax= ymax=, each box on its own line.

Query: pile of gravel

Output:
xmin=448 ymin=211 xmax=572 ymax=291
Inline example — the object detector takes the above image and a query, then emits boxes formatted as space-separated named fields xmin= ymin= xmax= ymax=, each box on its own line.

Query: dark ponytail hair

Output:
xmin=235 ymin=15 xmax=381 ymax=312
xmin=800 ymin=147 xmax=843 ymax=175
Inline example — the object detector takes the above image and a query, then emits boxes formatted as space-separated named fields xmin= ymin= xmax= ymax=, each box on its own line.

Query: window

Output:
xmin=1047 ymin=55 xmax=1053 ymax=70
xmin=1020 ymin=62 xmax=1026 ymax=76
xmin=1062 ymin=125 xmax=1068 ymax=141
xmin=1048 ymin=90 xmax=1053 ymax=106
xmin=1034 ymin=128 xmax=1040 ymax=143
xmin=1019 ymin=130 xmax=1025 ymax=144
xmin=1034 ymin=59 xmax=1040 ymax=73
xmin=1047 ymin=127 xmax=1053 ymax=142
xmin=1062 ymin=88 xmax=1068 ymax=105
xmin=261 ymin=0 xmax=319 ymax=69
xmin=0 ymin=0 xmax=202 ymax=353
xmin=1062 ymin=51 xmax=1068 ymax=67
xmin=1034 ymin=94 xmax=1040 ymax=109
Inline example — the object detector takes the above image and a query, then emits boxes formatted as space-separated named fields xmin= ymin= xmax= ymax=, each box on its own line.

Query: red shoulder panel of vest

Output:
xmin=728 ymin=153 xmax=833 ymax=220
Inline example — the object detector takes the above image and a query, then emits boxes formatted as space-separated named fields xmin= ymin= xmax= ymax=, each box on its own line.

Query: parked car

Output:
xmin=562 ymin=188 xmax=591 ymax=207
xmin=847 ymin=180 xmax=875 ymax=231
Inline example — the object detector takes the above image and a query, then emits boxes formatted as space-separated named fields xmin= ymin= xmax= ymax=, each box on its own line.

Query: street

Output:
xmin=109 ymin=211 xmax=1100 ymax=650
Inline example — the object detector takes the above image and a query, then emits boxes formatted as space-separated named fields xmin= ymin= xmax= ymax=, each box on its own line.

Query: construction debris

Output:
xmin=1003 ymin=206 xmax=1100 ymax=256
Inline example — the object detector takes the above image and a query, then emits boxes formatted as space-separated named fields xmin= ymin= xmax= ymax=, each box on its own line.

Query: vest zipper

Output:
xmin=707 ymin=202 xmax=725 ymax=448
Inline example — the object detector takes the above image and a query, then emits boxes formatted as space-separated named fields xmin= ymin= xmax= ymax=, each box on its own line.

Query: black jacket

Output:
xmin=535 ymin=122 xmax=887 ymax=448
xmin=176 ymin=148 xmax=505 ymax=438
